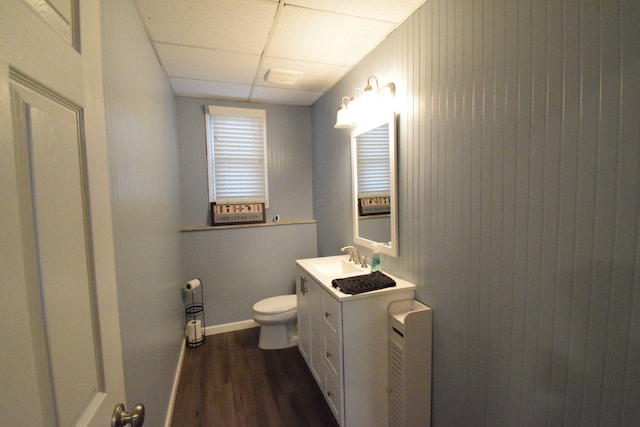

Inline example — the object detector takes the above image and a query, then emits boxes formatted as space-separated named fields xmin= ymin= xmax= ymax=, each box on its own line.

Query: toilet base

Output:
xmin=258 ymin=322 xmax=298 ymax=350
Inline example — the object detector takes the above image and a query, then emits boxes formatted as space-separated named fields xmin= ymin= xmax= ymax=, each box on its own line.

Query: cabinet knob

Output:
xmin=325 ymin=312 xmax=331 ymax=318
xmin=326 ymin=351 xmax=332 ymax=358
xmin=327 ymin=390 xmax=333 ymax=398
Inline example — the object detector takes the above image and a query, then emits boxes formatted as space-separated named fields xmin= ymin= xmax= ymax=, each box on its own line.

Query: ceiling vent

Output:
xmin=264 ymin=68 xmax=303 ymax=85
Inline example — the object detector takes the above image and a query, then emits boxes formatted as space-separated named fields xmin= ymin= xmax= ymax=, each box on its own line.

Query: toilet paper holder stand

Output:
xmin=184 ymin=278 xmax=205 ymax=348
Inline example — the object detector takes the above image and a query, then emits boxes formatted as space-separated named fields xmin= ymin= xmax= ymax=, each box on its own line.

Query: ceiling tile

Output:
xmin=135 ymin=0 xmax=278 ymax=54
xmin=266 ymin=5 xmax=394 ymax=67
xmin=155 ymin=43 xmax=260 ymax=83
xmin=286 ymin=0 xmax=427 ymax=23
xmin=170 ymin=77 xmax=252 ymax=100
xmin=133 ymin=0 xmax=427 ymax=105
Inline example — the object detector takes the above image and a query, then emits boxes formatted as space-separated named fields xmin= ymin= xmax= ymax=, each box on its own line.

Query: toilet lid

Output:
xmin=253 ymin=294 xmax=297 ymax=315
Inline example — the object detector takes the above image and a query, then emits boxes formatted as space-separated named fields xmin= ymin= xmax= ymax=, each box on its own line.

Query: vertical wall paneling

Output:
xmin=478 ymin=0 xmax=493 ymax=422
xmin=570 ymin=1 xmax=600 ymax=424
xmin=619 ymin=2 xmax=640 ymax=425
xmin=101 ymin=1 xmax=183 ymax=425
xmin=177 ymin=97 xmax=317 ymax=326
xmin=181 ymin=225 xmax=317 ymax=325
xmin=486 ymin=0 xmax=502 ymax=422
xmin=311 ymin=0 xmax=640 ymax=425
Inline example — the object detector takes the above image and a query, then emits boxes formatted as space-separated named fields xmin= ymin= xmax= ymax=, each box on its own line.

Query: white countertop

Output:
xmin=296 ymin=255 xmax=416 ymax=302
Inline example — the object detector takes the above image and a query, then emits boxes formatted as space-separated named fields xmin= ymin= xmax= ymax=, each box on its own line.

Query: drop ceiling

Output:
xmin=134 ymin=0 xmax=427 ymax=106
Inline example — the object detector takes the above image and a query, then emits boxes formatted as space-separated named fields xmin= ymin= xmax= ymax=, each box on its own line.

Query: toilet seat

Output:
xmin=253 ymin=294 xmax=297 ymax=315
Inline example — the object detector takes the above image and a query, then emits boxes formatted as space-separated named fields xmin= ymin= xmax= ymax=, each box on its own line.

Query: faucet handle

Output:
xmin=360 ymin=256 xmax=368 ymax=269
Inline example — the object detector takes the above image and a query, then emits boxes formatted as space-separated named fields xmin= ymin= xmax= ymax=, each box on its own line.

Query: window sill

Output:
xmin=180 ymin=219 xmax=316 ymax=232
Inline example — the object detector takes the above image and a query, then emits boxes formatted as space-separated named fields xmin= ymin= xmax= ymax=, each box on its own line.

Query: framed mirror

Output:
xmin=351 ymin=111 xmax=397 ymax=256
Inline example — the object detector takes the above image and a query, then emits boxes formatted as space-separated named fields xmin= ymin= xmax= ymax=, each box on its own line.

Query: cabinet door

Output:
xmin=296 ymin=272 xmax=311 ymax=362
xmin=309 ymin=277 xmax=325 ymax=385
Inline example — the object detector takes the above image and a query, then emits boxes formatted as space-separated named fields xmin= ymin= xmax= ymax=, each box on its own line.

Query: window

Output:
xmin=205 ymin=106 xmax=269 ymax=206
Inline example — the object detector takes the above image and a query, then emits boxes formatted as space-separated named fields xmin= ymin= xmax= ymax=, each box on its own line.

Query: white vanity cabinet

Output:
xmin=295 ymin=257 xmax=416 ymax=427
xmin=296 ymin=273 xmax=311 ymax=362
xmin=296 ymin=272 xmax=324 ymax=384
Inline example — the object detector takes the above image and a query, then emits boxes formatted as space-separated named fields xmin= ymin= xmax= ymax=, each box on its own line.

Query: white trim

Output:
xmin=164 ymin=338 xmax=186 ymax=427
xmin=205 ymin=106 xmax=269 ymax=207
xmin=204 ymin=113 xmax=214 ymax=204
xmin=207 ymin=105 xmax=265 ymax=118
xmin=351 ymin=111 xmax=398 ymax=256
xmin=205 ymin=319 xmax=259 ymax=336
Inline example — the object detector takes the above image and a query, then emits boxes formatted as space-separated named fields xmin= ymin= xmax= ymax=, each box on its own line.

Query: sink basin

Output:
xmin=311 ymin=257 xmax=367 ymax=277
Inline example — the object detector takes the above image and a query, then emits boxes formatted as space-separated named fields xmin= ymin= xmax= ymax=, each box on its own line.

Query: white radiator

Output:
xmin=388 ymin=300 xmax=432 ymax=427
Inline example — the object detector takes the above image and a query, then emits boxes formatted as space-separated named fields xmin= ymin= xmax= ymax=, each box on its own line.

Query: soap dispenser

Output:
xmin=371 ymin=243 xmax=381 ymax=272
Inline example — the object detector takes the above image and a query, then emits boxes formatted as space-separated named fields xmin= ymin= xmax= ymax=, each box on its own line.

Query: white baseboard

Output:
xmin=164 ymin=337 xmax=186 ymax=427
xmin=205 ymin=319 xmax=259 ymax=335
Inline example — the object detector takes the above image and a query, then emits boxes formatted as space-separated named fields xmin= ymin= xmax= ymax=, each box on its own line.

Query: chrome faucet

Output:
xmin=341 ymin=245 xmax=365 ymax=267
xmin=340 ymin=245 xmax=360 ymax=263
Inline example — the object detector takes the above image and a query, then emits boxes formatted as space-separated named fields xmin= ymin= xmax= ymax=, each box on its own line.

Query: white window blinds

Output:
xmin=356 ymin=124 xmax=390 ymax=198
xmin=206 ymin=106 xmax=269 ymax=205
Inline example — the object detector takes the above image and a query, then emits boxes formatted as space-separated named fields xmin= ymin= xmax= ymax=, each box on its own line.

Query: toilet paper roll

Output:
xmin=184 ymin=278 xmax=201 ymax=292
xmin=186 ymin=320 xmax=202 ymax=343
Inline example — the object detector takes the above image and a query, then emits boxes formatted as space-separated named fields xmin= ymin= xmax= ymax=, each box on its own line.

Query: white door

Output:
xmin=0 ymin=1 xmax=127 ymax=426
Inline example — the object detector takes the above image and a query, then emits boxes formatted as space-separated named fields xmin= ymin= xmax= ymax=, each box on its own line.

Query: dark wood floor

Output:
xmin=171 ymin=327 xmax=339 ymax=427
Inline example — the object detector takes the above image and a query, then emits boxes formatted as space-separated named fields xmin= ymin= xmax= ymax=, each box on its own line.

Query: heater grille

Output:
xmin=389 ymin=341 xmax=405 ymax=427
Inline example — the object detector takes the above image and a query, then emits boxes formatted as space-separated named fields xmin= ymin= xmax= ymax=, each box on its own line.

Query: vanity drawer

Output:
xmin=323 ymin=333 xmax=342 ymax=378
xmin=324 ymin=367 xmax=343 ymax=423
xmin=322 ymin=291 xmax=342 ymax=343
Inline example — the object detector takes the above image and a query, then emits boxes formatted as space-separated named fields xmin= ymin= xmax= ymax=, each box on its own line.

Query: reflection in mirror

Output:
xmin=351 ymin=112 xmax=397 ymax=256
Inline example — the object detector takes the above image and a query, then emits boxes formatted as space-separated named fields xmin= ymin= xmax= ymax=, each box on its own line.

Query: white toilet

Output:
xmin=252 ymin=294 xmax=298 ymax=350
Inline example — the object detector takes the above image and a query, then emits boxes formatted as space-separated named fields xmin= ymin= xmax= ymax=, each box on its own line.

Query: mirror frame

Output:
xmin=351 ymin=111 xmax=398 ymax=256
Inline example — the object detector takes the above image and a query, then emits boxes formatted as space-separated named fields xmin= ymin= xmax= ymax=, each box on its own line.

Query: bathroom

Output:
xmin=2 ymin=0 xmax=639 ymax=426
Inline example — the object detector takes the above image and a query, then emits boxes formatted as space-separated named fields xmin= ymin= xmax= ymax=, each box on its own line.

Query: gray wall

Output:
xmin=101 ymin=1 xmax=184 ymax=425
xmin=312 ymin=0 xmax=640 ymax=426
xmin=177 ymin=97 xmax=317 ymax=325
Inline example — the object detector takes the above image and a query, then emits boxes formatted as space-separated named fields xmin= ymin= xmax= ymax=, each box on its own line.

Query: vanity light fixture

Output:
xmin=378 ymin=81 xmax=396 ymax=98
xmin=364 ymin=75 xmax=396 ymax=100
xmin=334 ymin=96 xmax=354 ymax=128
xmin=362 ymin=76 xmax=379 ymax=102
xmin=347 ymin=87 xmax=363 ymax=118
xmin=334 ymin=76 xmax=396 ymax=129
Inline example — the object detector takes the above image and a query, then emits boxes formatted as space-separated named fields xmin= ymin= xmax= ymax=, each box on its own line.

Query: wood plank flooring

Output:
xmin=170 ymin=327 xmax=339 ymax=427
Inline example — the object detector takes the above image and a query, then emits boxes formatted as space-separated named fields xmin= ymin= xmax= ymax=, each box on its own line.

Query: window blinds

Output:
xmin=356 ymin=124 xmax=390 ymax=198
xmin=206 ymin=106 xmax=268 ymax=205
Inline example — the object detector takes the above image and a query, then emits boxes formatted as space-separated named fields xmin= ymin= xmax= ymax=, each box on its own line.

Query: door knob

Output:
xmin=112 ymin=403 xmax=145 ymax=427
